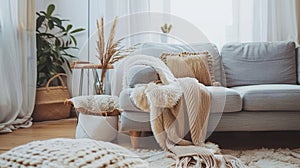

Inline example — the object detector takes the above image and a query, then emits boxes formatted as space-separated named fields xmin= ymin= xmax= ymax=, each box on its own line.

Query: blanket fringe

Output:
xmin=176 ymin=154 xmax=245 ymax=168
xmin=223 ymin=155 xmax=246 ymax=168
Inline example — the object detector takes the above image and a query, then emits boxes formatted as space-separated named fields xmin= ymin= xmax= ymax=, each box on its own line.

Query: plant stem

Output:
xmin=98 ymin=68 xmax=107 ymax=94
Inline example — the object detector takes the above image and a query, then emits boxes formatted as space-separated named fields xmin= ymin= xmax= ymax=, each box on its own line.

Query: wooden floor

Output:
xmin=0 ymin=118 xmax=77 ymax=154
xmin=1 ymin=118 xmax=299 ymax=154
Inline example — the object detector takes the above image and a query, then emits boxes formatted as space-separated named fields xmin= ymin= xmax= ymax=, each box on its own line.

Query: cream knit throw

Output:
xmin=121 ymin=55 xmax=245 ymax=168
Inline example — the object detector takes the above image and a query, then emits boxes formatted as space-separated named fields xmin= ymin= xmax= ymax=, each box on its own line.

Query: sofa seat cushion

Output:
xmin=119 ymin=87 xmax=242 ymax=113
xmin=206 ymin=87 xmax=242 ymax=113
xmin=232 ymin=84 xmax=300 ymax=111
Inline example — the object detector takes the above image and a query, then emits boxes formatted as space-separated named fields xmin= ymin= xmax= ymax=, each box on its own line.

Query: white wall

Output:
xmin=36 ymin=0 xmax=89 ymax=58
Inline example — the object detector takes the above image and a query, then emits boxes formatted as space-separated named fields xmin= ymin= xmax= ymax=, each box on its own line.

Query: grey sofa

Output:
xmin=116 ymin=41 xmax=300 ymax=145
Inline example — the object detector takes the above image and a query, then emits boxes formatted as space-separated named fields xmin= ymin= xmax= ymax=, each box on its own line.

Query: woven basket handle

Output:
xmin=46 ymin=73 xmax=68 ymax=90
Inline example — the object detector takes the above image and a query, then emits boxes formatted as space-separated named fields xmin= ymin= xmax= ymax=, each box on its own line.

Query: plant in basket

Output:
xmin=34 ymin=4 xmax=84 ymax=121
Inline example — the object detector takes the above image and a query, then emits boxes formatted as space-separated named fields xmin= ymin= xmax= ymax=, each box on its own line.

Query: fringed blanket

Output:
xmin=118 ymin=55 xmax=245 ymax=168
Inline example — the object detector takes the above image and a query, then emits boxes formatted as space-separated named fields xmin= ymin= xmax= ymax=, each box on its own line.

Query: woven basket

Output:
xmin=33 ymin=73 xmax=71 ymax=121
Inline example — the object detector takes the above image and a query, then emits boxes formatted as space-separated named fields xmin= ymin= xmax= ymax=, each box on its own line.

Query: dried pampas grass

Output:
xmin=96 ymin=17 xmax=135 ymax=94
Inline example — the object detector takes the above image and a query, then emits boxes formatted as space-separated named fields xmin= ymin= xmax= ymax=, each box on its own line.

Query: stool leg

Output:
xmin=129 ymin=131 xmax=142 ymax=148
xmin=79 ymin=69 xmax=84 ymax=96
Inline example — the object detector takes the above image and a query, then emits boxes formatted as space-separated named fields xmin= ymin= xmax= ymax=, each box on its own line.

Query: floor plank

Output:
xmin=0 ymin=118 xmax=77 ymax=154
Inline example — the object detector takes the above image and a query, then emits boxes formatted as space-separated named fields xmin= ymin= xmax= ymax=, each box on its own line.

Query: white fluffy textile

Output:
xmin=70 ymin=95 xmax=119 ymax=115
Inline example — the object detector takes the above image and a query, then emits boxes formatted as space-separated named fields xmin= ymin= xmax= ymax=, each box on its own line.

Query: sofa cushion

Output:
xmin=206 ymin=87 xmax=242 ymax=113
xmin=160 ymin=52 xmax=216 ymax=86
xmin=119 ymin=87 xmax=242 ymax=113
xmin=222 ymin=42 xmax=297 ymax=87
xmin=127 ymin=65 xmax=159 ymax=88
xmin=232 ymin=84 xmax=300 ymax=111
xmin=191 ymin=43 xmax=226 ymax=86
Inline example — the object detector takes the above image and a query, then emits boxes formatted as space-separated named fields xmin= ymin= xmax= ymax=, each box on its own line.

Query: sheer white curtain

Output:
xmin=0 ymin=0 xmax=36 ymax=133
xmin=75 ymin=0 xmax=168 ymax=95
xmin=232 ymin=0 xmax=299 ymax=43
xmin=169 ymin=0 xmax=299 ymax=47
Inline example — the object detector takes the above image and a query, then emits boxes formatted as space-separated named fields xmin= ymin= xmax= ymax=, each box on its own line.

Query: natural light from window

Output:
xmin=170 ymin=0 xmax=233 ymax=48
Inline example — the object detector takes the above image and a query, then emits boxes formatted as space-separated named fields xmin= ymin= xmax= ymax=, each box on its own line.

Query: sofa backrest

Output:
xmin=221 ymin=41 xmax=297 ymax=87
xmin=131 ymin=42 xmax=226 ymax=85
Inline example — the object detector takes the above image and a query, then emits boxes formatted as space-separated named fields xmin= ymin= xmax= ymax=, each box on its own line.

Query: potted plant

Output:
xmin=33 ymin=4 xmax=84 ymax=121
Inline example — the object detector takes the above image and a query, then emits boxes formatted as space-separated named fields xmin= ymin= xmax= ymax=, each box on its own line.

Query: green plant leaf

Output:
xmin=70 ymin=28 xmax=85 ymax=34
xmin=66 ymin=24 xmax=73 ymax=32
xmin=61 ymin=53 xmax=76 ymax=58
xmin=71 ymin=35 xmax=77 ymax=45
xmin=51 ymin=17 xmax=62 ymax=27
xmin=36 ymin=16 xmax=45 ymax=30
xmin=55 ymin=38 xmax=61 ymax=47
xmin=47 ymin=4 xmax=55 ymax=17
xmin=68 ymin=39 xmax=72 ymax=46
xmin=39 ymin=32 xmax=56 ymax=38
xmin=48 ymin=20 xmax=54 ymax=29
xmin=38 ymin=63 xmax=47 ymax=72
xmin=40 ymin=11 xmax=47 ymax=16
xmin=65 ymin=59 xmax=72 ymax=72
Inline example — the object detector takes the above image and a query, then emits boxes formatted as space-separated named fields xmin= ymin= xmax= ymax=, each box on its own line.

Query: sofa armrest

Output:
xmin=127 ymin=65 xmax=159 ymax=88
xmin=297 ymin=47 xmax=300 ymax=84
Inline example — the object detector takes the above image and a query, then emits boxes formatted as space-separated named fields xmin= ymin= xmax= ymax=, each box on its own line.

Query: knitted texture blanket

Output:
xmin=120 ymin=55 xmax=245 ymax=168
xmin=0 ymin=138 xmax=148 ymax=168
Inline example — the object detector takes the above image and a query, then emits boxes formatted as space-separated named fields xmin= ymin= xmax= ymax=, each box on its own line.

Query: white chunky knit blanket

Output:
xmin=0 ymin=138 xmax=148 ymax=168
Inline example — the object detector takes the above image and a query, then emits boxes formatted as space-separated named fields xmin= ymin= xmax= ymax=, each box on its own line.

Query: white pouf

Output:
xmin=76 ymin=113 xmax=118 ymax=141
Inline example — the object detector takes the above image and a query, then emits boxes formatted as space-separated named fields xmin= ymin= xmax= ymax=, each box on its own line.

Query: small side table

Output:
xmin=71 ymin=61 xmax=113 ymax=95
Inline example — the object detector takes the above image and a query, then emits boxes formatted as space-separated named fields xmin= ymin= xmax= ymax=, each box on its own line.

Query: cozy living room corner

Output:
xmin=1 ymin=0 xmax=300 ymax=168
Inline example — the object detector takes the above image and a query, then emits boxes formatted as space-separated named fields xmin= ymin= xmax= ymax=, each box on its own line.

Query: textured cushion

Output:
xmin=0 ymin=138 xmax=148 ymax=167
xmin=222 ymin=42 xmax=297 ymax=87
xmin=232 ymin=84 xmax=300 ymax=111
xmin=160 ymin=52 xmax=217 ymax=86
xmin=120 ymin=87 xmax=242 ymax=113
xmin=132 ymin=42 xmax=225 ymax=85
xmin=69 ymin=95 xmax=119 ymax=115
xmin=191 ymin=43 xmax=226 ymax=86
xmin=127 ymin=65 xmax=159 ymax=88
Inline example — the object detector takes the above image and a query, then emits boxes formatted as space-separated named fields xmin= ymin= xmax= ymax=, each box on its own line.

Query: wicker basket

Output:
xmin=33 ymin=73 xmax=71 ymax=121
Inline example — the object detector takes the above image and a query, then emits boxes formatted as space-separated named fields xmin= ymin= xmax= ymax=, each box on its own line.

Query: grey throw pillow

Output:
xmin=127 ymin=65 xmax=159 ymax=88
